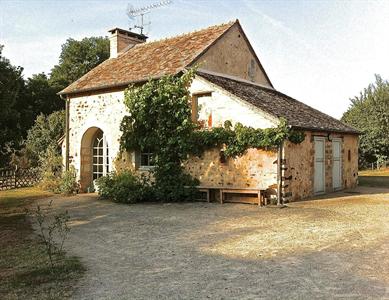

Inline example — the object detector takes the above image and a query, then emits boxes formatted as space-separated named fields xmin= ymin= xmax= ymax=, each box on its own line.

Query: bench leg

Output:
xmin=220 ymin=190 xmax=223 ymax=204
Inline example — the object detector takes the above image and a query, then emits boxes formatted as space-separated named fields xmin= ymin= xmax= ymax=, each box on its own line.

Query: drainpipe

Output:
xmin=60 ymin=94 xmax=70 ymax=171
xmin=65 ymin=97 xmax=70 ymax=171
xmin=276 ymin=140 xmax=284 ymax=206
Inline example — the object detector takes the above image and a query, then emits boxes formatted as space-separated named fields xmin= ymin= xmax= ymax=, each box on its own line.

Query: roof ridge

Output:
xmin=128 ymin=20 xmax=236 ymax=50
xmin=197 ymin=69 xmax=274 ymax=91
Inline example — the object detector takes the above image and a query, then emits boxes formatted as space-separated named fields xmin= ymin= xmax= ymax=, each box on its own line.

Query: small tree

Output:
xmin=25 ymin=110 xmax=65 ymax=166
xmin=29 ymin=200 xmax=70 ymax=271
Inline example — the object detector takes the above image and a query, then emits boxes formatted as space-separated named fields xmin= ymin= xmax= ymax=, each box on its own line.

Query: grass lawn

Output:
xmin=359 ymin=168 xmax=389 ymax=187
xmin=0 ymin=187 xmax=85 ymax=300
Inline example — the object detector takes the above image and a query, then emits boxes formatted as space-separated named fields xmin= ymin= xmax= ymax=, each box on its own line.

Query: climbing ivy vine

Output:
xmin=190 ymin=119 xmax=305 ymax=157
xmin=120 ymin=70 xmax=305 ymax=201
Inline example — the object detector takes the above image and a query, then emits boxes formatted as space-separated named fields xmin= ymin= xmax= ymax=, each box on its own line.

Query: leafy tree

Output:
xmin=25 ymin=110 xmax=65 ymax=166
xmin=25 ymin=73 xmax=64 ymax=117
xmin=0 ymin=45 xmax=26 ymax=166
xmin=24 ymin=37 xmax=109 ymax=163
xmin=342 ymin=75 xmax=389 ymax=167
xmin=0 ymin=47 xmax=63 ymax=167
xmin=50 ymin=37 xmax=109 ymax=90
xmin=0 ymin=36 xmax=109 ymax=167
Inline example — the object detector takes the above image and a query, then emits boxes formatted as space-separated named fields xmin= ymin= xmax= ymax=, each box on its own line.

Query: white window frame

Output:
xmin=92 ymin=132 xmax=109 ymax=180
xmin=139 ymin=150 xmax=155 ymax=170
xmin=192 ymin=92 xmax=213 ymax=128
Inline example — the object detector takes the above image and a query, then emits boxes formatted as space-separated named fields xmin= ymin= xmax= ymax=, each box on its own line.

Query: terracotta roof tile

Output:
xmin=198 ymin=71 xmax=359 ymax=134
xmin=60 ymin=21 xmax=235 ymax=95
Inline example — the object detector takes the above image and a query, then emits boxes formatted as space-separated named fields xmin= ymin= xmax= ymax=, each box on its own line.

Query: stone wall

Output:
xmin=116 ymin=147 xmax=278 ymax=192
xmin=282 ymin=131 xmax=314 ymax=201
xmin=114 ymin=151 xmax=135 ymax=172
xmin=342 ymin=134 xmax=359 ymax=189
xmin=283 ymin=132 xmax=359 ymax=202
xmin=183 ymin=147 xmax=278 ymax=190
xmin=66 ymin=90 xmax=127 ymax=186
xmin=114 ymin=131 xmax=359 ymax=203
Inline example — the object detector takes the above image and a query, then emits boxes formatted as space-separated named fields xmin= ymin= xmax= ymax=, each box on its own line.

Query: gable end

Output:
xmin=193 ymin=21 xmax=273 ymax=88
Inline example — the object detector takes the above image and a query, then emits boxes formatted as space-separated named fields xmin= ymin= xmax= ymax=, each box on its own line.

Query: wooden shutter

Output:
xmin=191 ymin=96 xmax=198 ymax=123
xmin=135 ymin=150 xmax=141 ymax=170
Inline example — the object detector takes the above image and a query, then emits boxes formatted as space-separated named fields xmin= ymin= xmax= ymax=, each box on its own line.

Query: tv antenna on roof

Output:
xmin=127 ymin=0 xmax=172 ymax=35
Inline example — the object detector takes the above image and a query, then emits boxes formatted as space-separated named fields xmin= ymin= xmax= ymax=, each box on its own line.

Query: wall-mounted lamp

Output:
xmin=327 ymin=133 xmax=333 ymax=141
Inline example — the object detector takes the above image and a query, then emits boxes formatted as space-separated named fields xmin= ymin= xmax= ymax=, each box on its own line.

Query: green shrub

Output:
xmin=94 ymin=173 xmax=114 ymax=199
xmin=39 ymin=172 xmax=62 ymax=193
xmin=39 ymin=149 xmax=78 ymax=195
xmin=96 ymin=171 xmax=153 ymax=203
xmin=59 ymin=167 xmax=79 ymax=195
xmin=25 ymin=110 xmax=65 ymax=167
xmin=39 ymin=147 xmax=63 ymax=193
xmin=152 ymin=164 xmax=199 ymax=202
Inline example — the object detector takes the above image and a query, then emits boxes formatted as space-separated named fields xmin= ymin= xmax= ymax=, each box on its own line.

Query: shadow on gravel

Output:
xmin=38 ymin=192 xmax=389 ymax=299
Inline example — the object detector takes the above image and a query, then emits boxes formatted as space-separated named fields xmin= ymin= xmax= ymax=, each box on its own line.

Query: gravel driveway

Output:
xmin=39 ymin=188 xmax=389 ymax=299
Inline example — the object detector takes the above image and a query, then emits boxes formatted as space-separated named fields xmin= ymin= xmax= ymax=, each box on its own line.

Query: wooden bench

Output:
xmin=219 ymin=188 xmax=266 ymax=206
xmin=190 ymin=186 xmax=267 ymax=206
xmin=197 ymin=187 xmax=211 ymax=202
xmin=184 ymin=186 xmax=213 ymax=202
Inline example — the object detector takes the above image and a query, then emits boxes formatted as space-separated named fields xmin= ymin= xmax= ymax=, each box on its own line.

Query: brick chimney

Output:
xmin=108 ymin=28 xmax=147 ymax=58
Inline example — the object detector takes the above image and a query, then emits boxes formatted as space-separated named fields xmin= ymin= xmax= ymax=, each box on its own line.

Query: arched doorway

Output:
xmin=80 ymin=127 xmax=109 ymax=191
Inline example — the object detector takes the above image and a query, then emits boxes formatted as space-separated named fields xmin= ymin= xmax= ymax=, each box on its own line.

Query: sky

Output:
xmin=1 ymin=0 xmax=389 ymax=119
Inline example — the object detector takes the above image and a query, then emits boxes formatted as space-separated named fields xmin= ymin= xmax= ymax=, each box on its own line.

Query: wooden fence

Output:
xmin=0 ymin=167 xmax=41 ymax=190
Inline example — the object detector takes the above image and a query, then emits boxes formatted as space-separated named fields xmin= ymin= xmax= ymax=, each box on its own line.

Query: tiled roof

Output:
xmin=198 ymin=71 xmax=359 ymax=134
xmin=60 ymin=21 xmax=235 ymax=95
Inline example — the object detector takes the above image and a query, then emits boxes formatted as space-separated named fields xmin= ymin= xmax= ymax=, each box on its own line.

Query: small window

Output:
xmin=348 ymin=149 xmax=351 ymax=162
xmin=192 ymin=92 xmax=213 ymax=128
xmin=92 ymin=130 xmax=109 ymax=180
xmin=140 ymin=151 xmax=154 ymax=168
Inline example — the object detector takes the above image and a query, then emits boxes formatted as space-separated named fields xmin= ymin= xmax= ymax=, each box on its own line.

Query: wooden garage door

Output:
xmin=314 ymin=137 xmax=325 ymax=194
xmin=332 ymin=138 xmax=342 ymax=190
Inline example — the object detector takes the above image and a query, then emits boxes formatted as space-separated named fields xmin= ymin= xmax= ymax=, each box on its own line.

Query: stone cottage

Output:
xmin=59 ymin=20 xmax=359 ymax=203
